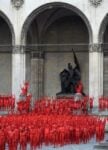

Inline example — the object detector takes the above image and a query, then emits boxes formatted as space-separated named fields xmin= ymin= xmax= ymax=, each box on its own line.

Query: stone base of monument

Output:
xmin=94 ymin=140 xmax=108 ymax=150
xmin=94 ymin=133 xmax=108 ymax=150
xmin=56 ymin=93 xmax=74 ymax=99
xmin=56 ymin=93 xmax=83 ymax=101
xmin=94 ymin=143 xmax=108 ymax=150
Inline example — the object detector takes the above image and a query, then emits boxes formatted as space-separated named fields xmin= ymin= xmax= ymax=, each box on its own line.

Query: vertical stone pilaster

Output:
xmin=89 ymin=43 xmax=103 ymax=107
xmin=31 ymin=51 xmax=44 ymax=103
xmin=12 ymin=45 xmax=26 ymax=101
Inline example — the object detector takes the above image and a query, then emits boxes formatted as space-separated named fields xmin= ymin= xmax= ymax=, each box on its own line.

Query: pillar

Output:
xmin=89 ymin=43 xmax=103 ymax=107
xmin=31 ymin=51 xmax=44 ymax=104
xmin=12 ymin=45 xmax=26 ymax=100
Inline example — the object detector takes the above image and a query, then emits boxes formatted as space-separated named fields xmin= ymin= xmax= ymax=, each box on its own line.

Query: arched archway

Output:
xmin=0 ymin=11 xmax=15 ymax=94
xmin=0 ymin=11 xmax=15 ymax=45
xmin=21 ymin=2 xmax=93 ymax=99
xmin=99 ymin=14 xmax=108 ymax=43
xmin=99 ymin=14 xmax=108 ymax=96
xmin=21 ymin=2 xmax=93 ymax=44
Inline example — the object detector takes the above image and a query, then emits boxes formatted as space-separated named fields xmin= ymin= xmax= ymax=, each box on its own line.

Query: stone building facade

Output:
xmin=0 ymin=0 xmax=108 ymax=106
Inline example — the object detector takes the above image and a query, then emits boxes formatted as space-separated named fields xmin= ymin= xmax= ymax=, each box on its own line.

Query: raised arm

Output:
xmin=72 ymin=49 xmax=80 ymax=72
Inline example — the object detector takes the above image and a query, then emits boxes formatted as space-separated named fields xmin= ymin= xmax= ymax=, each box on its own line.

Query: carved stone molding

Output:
xmin=13 ymin=45 xmax=25 ymax=54
xmin=31 ymin=51 xmax=45 ymax=59
xmin=11 ymin=0 xmax=24 ymax=9
xmin=89 ymin=43 xmax=103 ymax=52
xmin=89 ymin=0 xmax=103 ymax=7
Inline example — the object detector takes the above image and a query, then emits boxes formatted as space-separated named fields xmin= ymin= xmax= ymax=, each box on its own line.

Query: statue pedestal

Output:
xmin=56 ymin=93 xmax=83 ymax=101
xmin=56 ymin=93 xmax=74 ymax=99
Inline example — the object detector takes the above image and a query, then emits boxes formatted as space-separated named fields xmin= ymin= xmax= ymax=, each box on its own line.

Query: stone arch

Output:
xmin=21 ymin=2 xmax=92 ymax=98
xmin=21 ymin=2 xmax=93 ymax=45
xmin=99 ymin=14 xmax=108 ymax=96
xmin=98 ymin=13 xmax=108 ymax=43
xmin=0 ymin=11 xmax=15 ymax=94
xmin=0 ymin=11 xmax=15 ymax=45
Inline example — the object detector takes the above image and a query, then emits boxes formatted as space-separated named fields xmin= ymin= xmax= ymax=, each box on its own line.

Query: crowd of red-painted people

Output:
xmin=33 ymin=96 xmax=94 ymax=115
xmin=17 ymin=82 xmax=32 ymax=114
xmin=0 ymin=95 xmax=93 ymax=114
xmin=0 ymin=95 xmax=15 ymax=110
xmin=0 ymin=113 xmax=106 ymax=150
xmin=99 ymin=96 xmax=108 ymax=111
xmin=17 ymin=94 xmax=32 ymax=114
xmin=0 ymin=82 xmax=107 ymax=150
xmin=1 ymin=81 xmax=108 ymax=113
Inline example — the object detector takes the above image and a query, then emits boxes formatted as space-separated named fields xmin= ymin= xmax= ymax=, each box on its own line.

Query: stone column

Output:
xmin=12 ymin=46 xmax=26 ymax=101
xmin=89 ymin=43 xmax=103 ymax=107
xmin=31 ymin=51 xmax=44 ymax=104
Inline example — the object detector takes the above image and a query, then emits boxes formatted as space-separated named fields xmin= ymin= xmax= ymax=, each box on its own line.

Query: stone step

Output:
xmin=94 ymin=134 xmax=108 ymax=150
xmin=99 ymin=142 xmax=108 ymax=146
xmin=94 ymin=143 xmax=108 ymax=150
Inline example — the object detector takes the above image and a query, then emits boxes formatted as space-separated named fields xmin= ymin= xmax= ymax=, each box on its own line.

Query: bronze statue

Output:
xmin=57 ymin=50 xmax=81 ymax=95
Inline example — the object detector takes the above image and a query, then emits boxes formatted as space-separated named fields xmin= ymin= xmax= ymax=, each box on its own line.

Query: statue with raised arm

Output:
xmin=57 ymin=49 xmax=85 ymax=96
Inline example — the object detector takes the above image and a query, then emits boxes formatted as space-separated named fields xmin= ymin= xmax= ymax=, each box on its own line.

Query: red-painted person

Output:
xmin=0 ymin=128 xmax=5 ymax=150
xmin=75 ymin=126 xmax=81 ymax=144
xmin=21 ymin=82 xmax=29 ymax=96
xmin=89 ymin=97 xmax=94 ymax=110
xmin=7 ymin=126 xmax=18 ymax=150
xmin=75 ymin=81 xmax=83 ymax=94
xmin=44 ymin=125 xmax=51 ymax=145
xmin=19 ymin=128 xmax=27 ymax=150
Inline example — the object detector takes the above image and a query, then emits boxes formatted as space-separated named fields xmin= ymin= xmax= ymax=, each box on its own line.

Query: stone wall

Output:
xmin=103 ymin=23 xmax=108 ymax=96
xmin=0 ymin=53 xmax=12 ymax=94
xmin=0 ymin=17 xmax=12 ymax=94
